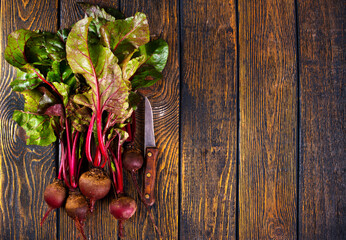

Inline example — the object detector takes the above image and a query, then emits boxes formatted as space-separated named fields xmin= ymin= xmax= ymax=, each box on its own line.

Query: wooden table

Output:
xmin=0 ymin=0 xmax=344 ymax=239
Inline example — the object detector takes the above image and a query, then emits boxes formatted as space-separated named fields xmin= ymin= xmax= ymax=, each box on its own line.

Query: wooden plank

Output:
xmin=238 ymin=0 xmax=297 ymax=239
xmin=59 ymin=1 xmax=120 ymax=239
xmin=180 ymin=0 xmax=237 ymax=239
xmin=120 ymin=0 xmax=180 ymax=239
xmin=298 ymin=0 xmax=345 ymax=239
xmin=0 ymin=0 xmax=58 ymax=239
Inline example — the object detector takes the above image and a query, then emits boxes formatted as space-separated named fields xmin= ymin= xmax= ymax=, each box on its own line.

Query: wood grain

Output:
xmin=180 ymin=0 xmax=237 ymax=239
xmin=120 ymin=0 xmax=180 ymax=239
xmin=238 ymin=0 xmax=297 ymax=239
xmin=298 ymin=0 xmax=345 ymax=239
xmin=59 ymin=1 xmax=121 ymax=239
xmin=0 ymin=0 xmax=58 ymax=239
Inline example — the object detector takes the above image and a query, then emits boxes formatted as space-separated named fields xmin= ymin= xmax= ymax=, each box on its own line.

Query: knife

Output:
xmin=143 ymin=96 xmax=159 ymax=206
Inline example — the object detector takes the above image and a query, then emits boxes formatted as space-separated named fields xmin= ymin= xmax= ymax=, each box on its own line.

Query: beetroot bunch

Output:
xmin=5 ymin=3 xmax=168 ymax=239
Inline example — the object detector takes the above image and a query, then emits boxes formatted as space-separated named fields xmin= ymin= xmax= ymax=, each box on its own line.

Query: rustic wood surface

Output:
xmin=0 ymin=0 xmax=59 ymax=240
xmin=0 ymin=0 xmax=344 ymax=239
xmin=120 ymin=0 xmax=180 ymax=239
xmin=238 ymin=0 xmax=298 ymax=239
xmin=180 ymin=0 xmax=238 ymax=239
xmin=298 ymin=0 xmax=345 ymax=239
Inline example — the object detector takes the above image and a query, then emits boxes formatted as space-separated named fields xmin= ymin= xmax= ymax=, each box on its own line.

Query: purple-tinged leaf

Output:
xmin=78 ymin=3 xmax=121 ymax=22
xmin=66 ymin=17 xmax=130 ymax=122
xmin=44 ymin=104 xmax=64 ymax=117
xmin=4 ymin=29 xmax=37 ymax=69
xmin=100 ymin=12 xmax=150 ymax=61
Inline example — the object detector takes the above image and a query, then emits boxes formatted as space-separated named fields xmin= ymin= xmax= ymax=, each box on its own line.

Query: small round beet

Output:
xmin=78 ymin=168 xmax=111 ymax=212
xmin=44 ymin=179 xmax=66 ymax=209
xmin=109 ymin=196 xmax=137 ymax=220
xmin=65 ymin=190 xmax=89 ymax=221
xmin=123 ymin=150 xmax=143 ymax=172
xmin=41 ymin=179 xmax=67 ymax=226
xmin=109 ymin=196 xmax=137 ymax=238
xmin=65 ymin=190 xmax=89 ymax=240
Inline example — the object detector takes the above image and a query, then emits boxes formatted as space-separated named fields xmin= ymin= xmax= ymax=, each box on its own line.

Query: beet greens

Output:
xmin=5 ymin=3 xmax=168 ymax=239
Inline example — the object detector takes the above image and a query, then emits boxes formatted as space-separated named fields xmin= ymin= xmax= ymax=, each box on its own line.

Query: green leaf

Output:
xmin=73 ymin=91 xmax=94 ymax=111
xmin=46 ymin=61 xmax=61 ymax=82
xmin=10 ymin=68 xmax=42 ymax=92
xmin=122 ymin=54 xmax=145 ymax=80
xmin=110 ymin=161 xmax=116 ymax=172
xmin=5 ymin=29 xmax=37 ymax=69
xmin=13 ymin=111 xmax=56 ymax=146
xmin=66 ymin=17 xmax=131 ymax=122
xmin=44 ymin=32 xmax=66 ymax=61
xmin=25 ymin=32 xmax=51 ymax=65
xmin=128 ymin=91 xmax=142 ymax=111
xmin=137 ymin=39 xmax=169 ymax=72
xmin=52 ymin=82 xmax=70 ymax=106
xmin=131 ymin=65 xmax=162 ymax=90
xmin=100 ymin=12 xmax=150 ymax=61
xmin=22 ymin=89 xmax=42 ymax=112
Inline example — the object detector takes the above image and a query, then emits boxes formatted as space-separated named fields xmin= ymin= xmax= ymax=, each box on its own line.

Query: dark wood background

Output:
xmin=0 ymin=0 xmax=344 ymax=239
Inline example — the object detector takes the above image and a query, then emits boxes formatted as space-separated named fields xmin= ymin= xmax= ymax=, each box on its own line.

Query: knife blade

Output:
xmin=144 ymin=97 xmax=156 ymax=150
xmin=143 ymin=97 xmax=159 ymax=206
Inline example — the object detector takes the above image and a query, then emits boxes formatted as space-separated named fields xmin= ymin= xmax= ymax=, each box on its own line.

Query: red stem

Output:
xmin=70 ymin=131 xmax=79 ymax=188
xmin=108 ymin=153 xmax=118 ymax=190
xmin=86 ymin=114 xmax=96 ymax=163
xmin=110 ymin=150 xmax=123 ymax=194
xmin=32 ymin=68 xmax=63 ymax=100
xmin=96 ymin=110 xmax=108 ymax=162
xmin=62 ymin=154 xmax=70 ymax=189
xmin=94 ymin=146 xmax=101 ymax=167
xmin=103 ymin=113 xmax=114 ymax=135
xmin=65 ymin=119 xmax=75 ymax=188
xmin=58 ymin=141 xmax=65 ymax=180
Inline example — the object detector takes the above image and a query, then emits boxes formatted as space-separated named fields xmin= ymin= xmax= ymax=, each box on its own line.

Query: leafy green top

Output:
xmin=5 ymin=4 xmax=169 ymax=147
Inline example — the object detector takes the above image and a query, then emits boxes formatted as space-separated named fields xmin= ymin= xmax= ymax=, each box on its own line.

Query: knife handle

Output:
xmin=143 ymin=147 xmax=159 ymax=206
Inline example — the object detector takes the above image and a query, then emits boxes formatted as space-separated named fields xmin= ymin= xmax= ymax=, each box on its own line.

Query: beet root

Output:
xmin=122 ymin=150 xmax=143 ymax=172
xmin=109 ymin=196 xmax=137 ymax=237
xmin=65 ymin=190 xmax=89 ymax=240
xmin=41 ymin=179 xmax=67 ymax=226
xmin=78 ymin=168 xmax=111 ymax=212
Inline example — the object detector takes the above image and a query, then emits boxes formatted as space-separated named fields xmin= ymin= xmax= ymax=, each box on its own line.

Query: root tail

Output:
xmin=40 ymin=207 xmax=54 ymax=227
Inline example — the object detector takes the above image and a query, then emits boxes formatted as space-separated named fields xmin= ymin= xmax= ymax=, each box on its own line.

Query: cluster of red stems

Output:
xmin=41 ymin=113 xmax=156 ymax=239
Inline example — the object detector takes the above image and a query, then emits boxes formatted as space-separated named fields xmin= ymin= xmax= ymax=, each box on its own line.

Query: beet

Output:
xmin=40 ymin=179 xmax=66 ymax=226
xmin=109 ymin=196 xmax=137 ymax=237
xmin=123 ymin=150 xmax=143 ymax=172
xmin=78 ymin=168 xmax=111 ymax=212
xmin=65 ymin=190 xmax=89 ymax=240
xmin=122 ymin=149 xmax=162 ymax=238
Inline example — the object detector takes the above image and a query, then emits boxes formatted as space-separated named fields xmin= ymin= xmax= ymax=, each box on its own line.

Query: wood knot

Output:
xmin=268 ymin=220 xmax=286 ymax=239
